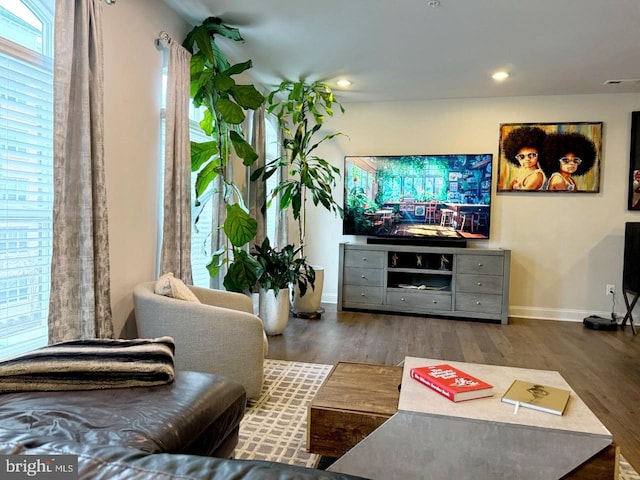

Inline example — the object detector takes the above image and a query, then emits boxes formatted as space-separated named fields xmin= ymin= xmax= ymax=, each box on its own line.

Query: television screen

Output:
xmin=343 ymin=154 xmax=493 ymax=240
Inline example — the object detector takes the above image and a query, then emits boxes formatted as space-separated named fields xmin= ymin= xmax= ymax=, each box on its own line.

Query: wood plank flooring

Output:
xmin=266 ymin=306 xmax=640 ymax=473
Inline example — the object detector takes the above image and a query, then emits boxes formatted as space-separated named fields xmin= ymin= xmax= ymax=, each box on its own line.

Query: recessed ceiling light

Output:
xmin=492 ymin=71 xmax=509 ymax=81
xmin=336 ymin=79 xmax=352 ymax=88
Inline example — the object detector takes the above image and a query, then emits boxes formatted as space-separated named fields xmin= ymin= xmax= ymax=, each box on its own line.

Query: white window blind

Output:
xmin=0 ymin=1 xmax=53 ymax=360
xmin=264 ymin=115 xmax=279 ymax=243
xmin=188 ymin=105 xmax=214 ymax=288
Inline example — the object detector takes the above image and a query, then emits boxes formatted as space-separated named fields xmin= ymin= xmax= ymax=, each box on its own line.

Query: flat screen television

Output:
xmin=343 ymin=154 xmax=493 ymax=242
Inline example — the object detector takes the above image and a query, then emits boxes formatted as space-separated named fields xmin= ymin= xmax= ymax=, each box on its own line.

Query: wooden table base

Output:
xmin=307 ymin=362 xmax=402 ymax=458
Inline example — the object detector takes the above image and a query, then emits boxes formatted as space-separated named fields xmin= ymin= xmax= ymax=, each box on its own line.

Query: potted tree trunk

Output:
xmin=252 ymin=80 xmax=346 ymax=316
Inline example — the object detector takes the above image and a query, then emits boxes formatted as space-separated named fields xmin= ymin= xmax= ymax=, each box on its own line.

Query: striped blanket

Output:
xmin=0 ymin=337 xmax=175 ymax=393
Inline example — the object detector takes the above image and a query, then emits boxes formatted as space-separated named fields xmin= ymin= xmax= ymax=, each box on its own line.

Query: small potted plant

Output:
xmin=251 ymin=238 xmax=312 ymax=335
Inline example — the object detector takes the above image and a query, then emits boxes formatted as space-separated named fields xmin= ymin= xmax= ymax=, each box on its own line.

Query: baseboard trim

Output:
xmin=508 ymin=306 xmax=617 ymax=323
xmin=322 ymin=298 xmax=619 ymax=324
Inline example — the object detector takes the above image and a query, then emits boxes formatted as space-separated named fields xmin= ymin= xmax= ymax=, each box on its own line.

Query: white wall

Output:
xmin=307 ymin=93 xmax=640 ymax=321
xmin=102 ymin=1 xmax=189 ymax=336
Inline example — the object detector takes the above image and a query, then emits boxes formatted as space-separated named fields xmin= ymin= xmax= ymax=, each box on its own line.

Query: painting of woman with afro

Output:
xmin=498 ymin=122 xmax=602 ymax=193
xmin=499 ymin=126 xmax=547 ymax=191
xmin=543 ymin=132 xmax=598 ymax=191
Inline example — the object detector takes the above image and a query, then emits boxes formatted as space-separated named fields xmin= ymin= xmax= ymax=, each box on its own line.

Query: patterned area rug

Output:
xmin=236 ymin=359 xmax=639 ymax=479
xmin=235 ymin=359 xmax=332 ymax=468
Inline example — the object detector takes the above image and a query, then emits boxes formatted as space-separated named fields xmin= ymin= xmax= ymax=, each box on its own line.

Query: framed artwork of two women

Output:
xmin=497 ymin=122 xmax=603 ymax=193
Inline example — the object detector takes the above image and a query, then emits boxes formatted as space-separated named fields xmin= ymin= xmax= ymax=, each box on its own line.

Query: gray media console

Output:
xmin=338 ymin=243 xmax=511 ymax=324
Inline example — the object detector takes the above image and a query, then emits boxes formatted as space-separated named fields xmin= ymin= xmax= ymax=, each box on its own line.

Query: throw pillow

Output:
xmin=170 ymin=277 xmax=200 ymax=303
xmin=155 ymin=272 xmax=174 ymax=296
xmin=154 ymin=272 xmax=200 ymax=303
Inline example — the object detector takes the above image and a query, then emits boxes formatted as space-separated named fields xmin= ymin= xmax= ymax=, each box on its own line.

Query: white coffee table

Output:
xmin=328 ymin=356 xmax=615 ymax=480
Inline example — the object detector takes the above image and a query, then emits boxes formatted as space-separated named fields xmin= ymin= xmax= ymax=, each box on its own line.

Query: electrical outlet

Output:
xmin=606 ymin=284 xmax=615 ymax=295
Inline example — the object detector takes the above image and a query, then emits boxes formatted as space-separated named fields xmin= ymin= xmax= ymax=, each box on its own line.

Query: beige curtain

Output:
xmin=160 ymin=40 xmax=193 ymax=283
xmin=249 ymin=107 xmax=266 ymax=248
xmin=274 ymin=126 xmax=289 ymax=249
xmin=49 ymin=0 xmax=113 ymax=342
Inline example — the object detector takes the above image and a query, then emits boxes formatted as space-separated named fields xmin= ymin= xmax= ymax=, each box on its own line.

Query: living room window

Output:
xmin=0 ymin=0 xmax=54 ymax=359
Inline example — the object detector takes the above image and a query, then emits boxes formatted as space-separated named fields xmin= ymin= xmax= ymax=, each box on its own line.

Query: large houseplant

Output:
xmin=183 ymin=17 xmax=265 ymax=292
xmin=252 ymin=80 xmax=346 ymax=314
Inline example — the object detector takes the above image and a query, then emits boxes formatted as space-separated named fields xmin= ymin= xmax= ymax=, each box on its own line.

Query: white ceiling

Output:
xmin=162 ymin=0 xmax=640 ymax=103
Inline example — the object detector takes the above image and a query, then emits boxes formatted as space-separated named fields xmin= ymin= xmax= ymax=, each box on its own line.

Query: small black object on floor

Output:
xmin=291 ymin=307 xmax=325 ymax=319
xmin=583 ymin=315 xmax=618 ymax=331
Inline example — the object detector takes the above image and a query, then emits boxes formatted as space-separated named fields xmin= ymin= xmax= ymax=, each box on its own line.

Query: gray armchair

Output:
xmin=133 ymin=281 xmax=267 ymax=399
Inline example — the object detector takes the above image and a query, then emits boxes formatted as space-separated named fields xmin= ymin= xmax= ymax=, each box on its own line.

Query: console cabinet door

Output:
xmin=456 ymin=274 xmax=503 ymax=295
xmin=344 ymin=268 xmax=384 ymax=287
xmin=342 ymin=285 xmax=385 ymax=305
xmin=456 ymin=255 xmax=504 ymax=276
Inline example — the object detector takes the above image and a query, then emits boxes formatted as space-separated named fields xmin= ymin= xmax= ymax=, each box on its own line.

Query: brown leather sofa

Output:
xmin=0 ymin=370 xmax=364 ymax=479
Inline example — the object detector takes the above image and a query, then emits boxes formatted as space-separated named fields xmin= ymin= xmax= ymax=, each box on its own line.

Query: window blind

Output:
xmin=0 ymin=5 xmax=53 ymax=359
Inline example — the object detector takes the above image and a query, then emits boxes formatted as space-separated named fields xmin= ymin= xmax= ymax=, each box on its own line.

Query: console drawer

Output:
xmin=456 ymin=255 xmax=504 ymax=276
xmin=344 ymin=249 xmax=385 ymax=269
xmin=455 ymin=293 xmax=502 ymax=314
xmin=456 ymin=274 xmax=503 ymax=295
xmin=387 ymin=290 xmax=452 ymax=311
xmin=344 ymin=267 xmax=384 ymax=287
xmin=343 ymin=285 xmax=384 ymax=305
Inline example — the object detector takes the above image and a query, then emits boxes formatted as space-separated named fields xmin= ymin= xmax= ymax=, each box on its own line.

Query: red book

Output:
xmin=410 ymin=364 xmax=494 ymax=402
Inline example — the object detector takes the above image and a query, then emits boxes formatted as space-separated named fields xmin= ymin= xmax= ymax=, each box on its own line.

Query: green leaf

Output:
xmin=190 ymin=140 xmax=219 ymax=171
xmin=230 ymin=131 xmax=258 ymax=166
xmin=192 ymin=188 xmax=214 ymax=226
xmin=230 ymin=84 xmax=265 ymax=110
xmin=217 ymin=98 xmax=245 ymax=124
xmin=224 ymin=60 xmax=253 ymax=76
xmin=189 ymin=53 xmax=207 ymax=77
xmin=206 ymin=248 xmax=226 ymax=276
xmin=195 ymin=161 xmax=220 ymax=198
xmin=212 ymin=74 xmax=235 ymax=92
xmin=192 ymin=25 xmax=215 ymax=64
xmin=223 ymin=249 xmax=262 ymax=292
xmin=292 ymin=81 xmax=303 ymax=99
xmin=209 ymin=39 xmax=231 ymax=72
xmin=203 ymin=17 xmax=243 ymax=42
xmin=198 ymin=109 xmax=215 ymax=136
xmin=224 ymin=203 xmax=257 ymax=247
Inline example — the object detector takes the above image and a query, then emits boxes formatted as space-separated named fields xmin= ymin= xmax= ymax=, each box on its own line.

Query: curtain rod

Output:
xmin=104 ymin=0 xmax=115 ymax=4
xmin=155 ymin=31 xmax=172 ymax=49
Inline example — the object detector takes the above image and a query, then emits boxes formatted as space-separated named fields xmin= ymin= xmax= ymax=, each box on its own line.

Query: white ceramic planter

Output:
xmin=292 ymin=265 xmax=324 ymax=314
xmin=259 ymin=288 xmax=290 ymax=336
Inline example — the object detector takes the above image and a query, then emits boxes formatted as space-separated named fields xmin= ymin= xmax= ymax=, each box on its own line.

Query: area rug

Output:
xmin=235 ymin=359 xmax=640 ymax=479
xmin=235 ymin=359 xmax=332 ymax=468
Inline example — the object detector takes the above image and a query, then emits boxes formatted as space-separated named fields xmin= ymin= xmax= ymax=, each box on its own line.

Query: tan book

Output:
xmin=501 ymin=379 xmax=570 ymax=416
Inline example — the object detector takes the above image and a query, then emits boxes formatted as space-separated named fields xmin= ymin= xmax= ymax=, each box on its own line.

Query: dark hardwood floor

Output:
xmin=266 ymin=305 xmax=640 ymax=472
